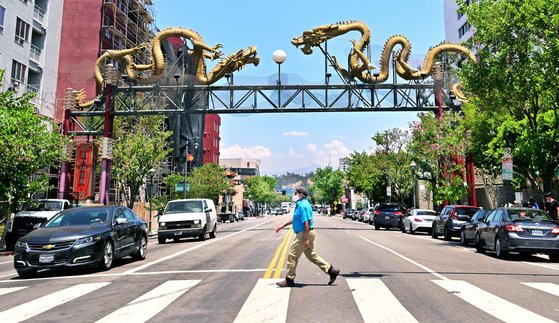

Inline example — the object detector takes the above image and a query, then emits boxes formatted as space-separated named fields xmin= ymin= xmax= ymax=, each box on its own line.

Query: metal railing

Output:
xmin=33 ymin=4 xmax=46 ymax=24
xmin=30 ymin=44 xmax=42 ymax=62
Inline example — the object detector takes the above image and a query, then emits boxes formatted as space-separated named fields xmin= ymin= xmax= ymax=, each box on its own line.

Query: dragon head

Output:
xmin=292 ymin=24 xmax=339 ymax=55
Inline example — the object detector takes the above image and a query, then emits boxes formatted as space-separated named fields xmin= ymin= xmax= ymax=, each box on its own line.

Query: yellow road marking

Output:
xmin=263 ymin=229 xmax=291 ymax=278
xmin=273 ymin=230 xmax=293 ymax=278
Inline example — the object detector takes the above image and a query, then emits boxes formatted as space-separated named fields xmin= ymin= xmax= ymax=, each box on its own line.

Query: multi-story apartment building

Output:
xmin=55 ymin=0 xmax=156 ymax=121
xmin=220 ymin=158 xmax=261 ymax=182
xmin=203 ymin=114 xmax=221 ymax=165
xmin=443 ymin=0 xmax=475 ymax=43
xmin=0 ymin=0 xmax=64 ymax=119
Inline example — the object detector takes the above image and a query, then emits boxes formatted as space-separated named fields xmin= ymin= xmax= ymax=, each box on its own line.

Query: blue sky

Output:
xmin=155 ymin=0 xmax=446 ymax=174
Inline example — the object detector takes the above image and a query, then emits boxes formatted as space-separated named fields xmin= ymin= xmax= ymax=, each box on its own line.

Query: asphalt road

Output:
xmin=0 ymin=213 xmax=558 ymax=322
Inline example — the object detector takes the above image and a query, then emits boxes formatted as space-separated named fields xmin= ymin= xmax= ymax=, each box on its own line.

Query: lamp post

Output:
xmin=147 ymin=168 xmax=156 ymax=233
xmin=410 ymin=161 xmax=417 ymax=208
xmin=272 ymin=49 xmax=287 ymax=108
xmin=184 ymin=136 xmax=199 ymax=199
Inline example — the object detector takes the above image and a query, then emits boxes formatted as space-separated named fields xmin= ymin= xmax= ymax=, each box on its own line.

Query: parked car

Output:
xmin=237 ymin=212 xmax=245 ymax=221
xmin=367 ymin=208 xmax=375 ymax=225
xmin=158 ymin=199 xmax=218 ymax=244
xmin=362 ymin=210 xmax=371 ymax=224
xmin=460 ymin=209 xmax=490 ymax=245
xmin=343 ymin=208 xmax=354 ymax=219
xmin=356 ymin=208 xmax=366 ymax=222
xmin=476 ymin=208 xmax=559 ymax=260
xmin=373 ymin=204 xmax=405 ymax=230
xmin=13 ymin=206 xmax=148 ymax=278
xmin=432 ymin=205 xmax=481 ymax=240
xmin=351 ymin=209 xmax=359 ymax=221
xmin=401 ymin=209 xmax=437 ymax=234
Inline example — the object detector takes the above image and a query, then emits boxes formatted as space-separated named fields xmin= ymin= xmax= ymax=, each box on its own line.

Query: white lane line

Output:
xmin=124 ymin=220 xmax=271 ymax=274
xmin=233 ymin=278 xmax=290 ymax=323
xmin=0 ymin=268 xmax=273 ymax=284
xmin=0 ymin=282 xmax=109 ymax=322
xmin=523 ymin=261 xmax=559 ymax=272
xmin=0 ymin=286 xmax=27 ymax=296
xmin=357 ymin=235 xmax=448 ymax=280
xmin=0 ymin=259 xmax=14 ymax=265
xmin=96 ymin=280 xmax=200 ymax=323
xmin=521 ymin=282 xmax=559 ymax=297
xmin=433 ymin=280 xmax=554 ymax=323
xmin=346 ymin=278 xmax=417 ymax=323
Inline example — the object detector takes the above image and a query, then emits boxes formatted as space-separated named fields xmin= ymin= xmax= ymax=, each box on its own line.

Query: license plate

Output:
xmin=174 ymin=231 xmax=182 ymax=236
xmin=39 ymin=254 xmax=54 ymax=263
xmin=385 ymin=216 xmax=390 ymax=219
xmin=425 ymin=219 xmax=433 ymax=222
xmin=532 ymin=230 xmax=543 ymax=236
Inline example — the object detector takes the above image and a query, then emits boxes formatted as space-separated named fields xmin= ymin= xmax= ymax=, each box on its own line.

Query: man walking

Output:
xmin=275 ymin=186 xmax=340 ymax=287
xmin=544 ymin=192 xmax=559 ymax=223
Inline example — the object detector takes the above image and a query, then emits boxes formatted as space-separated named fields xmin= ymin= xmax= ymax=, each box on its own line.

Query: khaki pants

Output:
xmin=286 ymin=230 xmax=330 ymax=280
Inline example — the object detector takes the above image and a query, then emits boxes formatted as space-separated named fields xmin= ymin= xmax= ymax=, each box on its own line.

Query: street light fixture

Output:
xmin=410 ymin=161 xmax=417 ymax=208
xmin=272 ymin=49 xmax=287 ymax=108
xmin=147 ymin=168 xmax=157 ymax=233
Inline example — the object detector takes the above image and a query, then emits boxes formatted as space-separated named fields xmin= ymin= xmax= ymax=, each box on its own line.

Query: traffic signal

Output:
xmin=187 ymin=154 xmax=194 ymax=162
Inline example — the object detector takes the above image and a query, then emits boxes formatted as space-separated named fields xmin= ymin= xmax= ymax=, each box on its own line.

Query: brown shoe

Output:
xmin=328 ymin=265 xmax=339 ymax=285
xmin=276 ymin=277 xmax=294 ymax=287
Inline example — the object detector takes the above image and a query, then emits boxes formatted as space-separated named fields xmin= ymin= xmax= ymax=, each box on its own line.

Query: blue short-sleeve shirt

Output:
xmin=292 ymin=199 xmax=314 ymax=233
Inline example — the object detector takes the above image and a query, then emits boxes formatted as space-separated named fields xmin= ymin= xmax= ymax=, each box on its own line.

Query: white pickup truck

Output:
xmin=157 ymin=199 xmax=218 ymax=244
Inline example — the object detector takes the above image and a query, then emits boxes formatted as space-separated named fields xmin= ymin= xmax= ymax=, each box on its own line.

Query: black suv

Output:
xmin=373 ymin=204 xmax=405 ymax=230
xmin=432 ymin=205 xmax=481 ymax=240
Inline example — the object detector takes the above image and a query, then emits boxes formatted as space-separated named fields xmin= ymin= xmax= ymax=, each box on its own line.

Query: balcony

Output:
xmin=26 ymin=83 xmax=40 ymax=104
xmin=30 ymin=44 xmax=42 ymax=62
xmin=33 ymin=4 xmax=46 ymax=25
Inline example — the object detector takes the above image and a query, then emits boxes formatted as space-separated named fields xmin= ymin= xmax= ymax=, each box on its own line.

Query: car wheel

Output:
xmin=132 ymin=235 xmax=147 ymax=261
xmin=384 ymin=226 xmax=390 ymax=230
xmin=495 ymin=237 xmax=508 ymax=259
xmin=199 ymin=225 xmax=207 ymax=241
xmin=460 ymin=229 xmax=467 ymax=246
xmin=476 ymin=234 xmax=485 ymax=254
xmin=173 ymin=237 xmax=180 ymax=242
xmin=409 ymin=223 xmax=415 ymax=235
xmin=99 ymin=241 xmax=114 ymax=271
xmin=158 ymin=237 xmax=166 ymax=244
xmin=443 ymin=226 xmax=452 ymax=241
xmin=548 ymin=253 xmax=559 ymax=262
xmin=375 ymin=224 xmax=380 ymax=230
xmin=209 ymin=224 xmax=217 ymax=239
xmin=16 ymin=268 xmax=37 ymax=279
xmin=431 ymin=225 xmax=438 ymax=239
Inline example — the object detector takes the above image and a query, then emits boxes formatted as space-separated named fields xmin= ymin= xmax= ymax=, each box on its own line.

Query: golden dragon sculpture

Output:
xmin=77 ymin=27 xmax=259 ymax=109
xmin=292 ymin=21 xmax=476 ymax=101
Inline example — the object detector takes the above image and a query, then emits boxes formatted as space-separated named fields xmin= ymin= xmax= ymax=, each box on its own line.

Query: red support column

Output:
xmin=99 ymin=83 xmax=114 ymax=205
xmin=466 ymin=154 xmax=477 ymax=206
xmin=58 ymin=89 xmax=74 ymax=199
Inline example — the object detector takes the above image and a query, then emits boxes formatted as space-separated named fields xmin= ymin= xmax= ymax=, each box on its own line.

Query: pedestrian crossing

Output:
xmin=0 ymin=278 xmax=558 ymax=322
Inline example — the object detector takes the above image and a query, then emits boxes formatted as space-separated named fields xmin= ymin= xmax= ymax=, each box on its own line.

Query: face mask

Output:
xmin=292 ymin=194 xmax=299 ymax=202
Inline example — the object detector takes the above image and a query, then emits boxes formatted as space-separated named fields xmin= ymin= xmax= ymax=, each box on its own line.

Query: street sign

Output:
xmin=386 ymin=185 xmax=391 ymax=196
xmin=502 ymin=148 xmax=513 ymax=181
xmin=175 ymin=181 xmax=190 ymax=192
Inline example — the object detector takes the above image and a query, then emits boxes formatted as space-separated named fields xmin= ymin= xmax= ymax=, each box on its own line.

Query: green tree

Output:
xmin=187 ymin=163 xmax=232 ymax=202
xmin=0 ymin=70 xmax=63 ymax=247
xmin=244 ymin=175 xmax=277 ymax=214
xmin=345 ymin=151 xmax=386 ymax=203
xmin=459 ymin=0 xmax=559 ymax=193
xmin=310 ymin=166 xmax=344 ymax=212
xmin=111 ymin=113 xmax=171 ymax=208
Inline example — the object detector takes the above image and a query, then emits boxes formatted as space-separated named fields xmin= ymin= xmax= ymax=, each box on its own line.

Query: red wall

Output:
xmin=203 ymin=114 xmax=221 ymax=165
xmin=55 ymin=0 xmax=102 ymax=121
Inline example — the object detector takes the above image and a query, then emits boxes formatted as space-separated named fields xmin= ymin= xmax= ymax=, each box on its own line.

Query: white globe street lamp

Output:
xmin=272 ymin=50 xmax=287 ymax=108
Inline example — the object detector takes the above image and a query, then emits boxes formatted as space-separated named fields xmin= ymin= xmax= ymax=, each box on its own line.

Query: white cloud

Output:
xmin=221 ymin=144 xmax=271 ymax=159
xmin=287 ymin=147 xmax=297 ymax=156
xmin=303 ymin=140 xmax=351 ymax=167
xmin=306 ymin=143 xmax=317 ymax=153
xmin=283 ymin=131 xmax=309 ymax=137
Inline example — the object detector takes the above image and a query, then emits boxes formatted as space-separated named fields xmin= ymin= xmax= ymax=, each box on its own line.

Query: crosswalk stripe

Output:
xmin=0 ymin=282 xmax=110 ymax=322
xmin=346 ymin=279 xmax=418 ymax=323
xmin=0 ymin=286 xmax=27 ymax=296
xmin=521 ymin=282 xmax=559 ymax=297
xmin=233 ymin=278 xmax=290 ymax=323
xmin=433 ymin=280 xmax=554 ymax=323
xmin=96 ymin=280 xmax=200 ymax=323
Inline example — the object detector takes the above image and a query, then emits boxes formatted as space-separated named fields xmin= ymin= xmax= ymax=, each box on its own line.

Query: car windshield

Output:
xmin=416 ymin=211 xmax=437 ymax=216
xmin=44 ymin=209 xmax=110 ymax=227
xmin=379 ymin=205 xmax=400 ymax=212
xmin=23 ymin=201 xmax=63 ymax=212
xmin=164 ymin=201 xmax=204 ymax=214
xmin=509 ymin=209 xmax=553 ymax=222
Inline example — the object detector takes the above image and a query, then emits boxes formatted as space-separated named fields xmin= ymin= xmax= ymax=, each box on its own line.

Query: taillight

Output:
xmin=505 ymin=224 xmax=524 ymax=232
xmin=414 ymin=218 xmax=423 ymax=222
xmin=394 ymin=211 xmax=402 ymax=215
xmin=551 ymin=227 xmax=559 ymax=234
xmin=374 ymin=210 xmax=381 ymax=215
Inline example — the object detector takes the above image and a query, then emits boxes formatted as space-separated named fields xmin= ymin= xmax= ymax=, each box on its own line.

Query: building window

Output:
xmin=20 ymin=0 xmax=28 ymax=4
xmin=11 ymin=60 xmax=27 ymax=84
xmin=15 ymin=17 xmax=30 ymax=45
xmin=458 ymin=22 xmax=471 ymax=39
xmin=0 ymin=6 xmax=5 ymax=34
xmin=457 ymin=11 xmax=464 ymax=20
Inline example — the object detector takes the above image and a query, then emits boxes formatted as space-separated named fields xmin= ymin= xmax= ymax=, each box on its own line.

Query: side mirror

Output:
xmin=33 ymin=223 xmax=41 ymax=229
xmin=115 ymin=218 xmax=127 ymax=225
xmin=205 ymin=208 xmax=212 ymax=213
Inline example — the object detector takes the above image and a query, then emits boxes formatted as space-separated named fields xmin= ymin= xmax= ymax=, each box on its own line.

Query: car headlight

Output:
xmin=74 ymin=236 xmax=100 ymax=245
xmin=193 ymin=220 xmax=200 ymax=225
xmin=15 ymin=241 xmax=27 ymax=249
xmin=159 ymin=222 xmax=166 ymax=227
